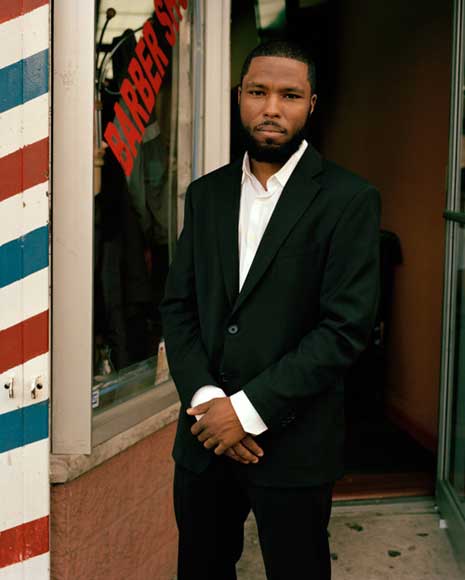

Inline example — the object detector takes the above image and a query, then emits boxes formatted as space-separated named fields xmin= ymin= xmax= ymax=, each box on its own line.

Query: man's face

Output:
xmin=239 ymin=56 xmax=317 ymax=162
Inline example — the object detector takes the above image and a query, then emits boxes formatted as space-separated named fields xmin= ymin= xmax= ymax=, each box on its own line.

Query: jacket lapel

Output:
xmin=214 ymin=159 xmax=242 ymax=306
xmin=232 ymin=145 xmax=323 ymax=315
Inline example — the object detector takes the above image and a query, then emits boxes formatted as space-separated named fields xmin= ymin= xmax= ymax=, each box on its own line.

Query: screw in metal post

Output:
xmin=31 ymin=376 xmax=44 ymax=399
xmin=4 ymin=376 xmax=14 ymax=398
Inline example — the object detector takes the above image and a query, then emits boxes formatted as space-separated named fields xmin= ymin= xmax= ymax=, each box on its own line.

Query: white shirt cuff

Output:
xmin=230 ymin=390 xmax=268 ymax=435
xmin=191 ymin=385 xmax=226 ymax=420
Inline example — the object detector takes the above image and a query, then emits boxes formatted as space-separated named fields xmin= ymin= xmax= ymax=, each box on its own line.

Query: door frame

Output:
xmin=436 ymin=0 xmax=465 ymax=565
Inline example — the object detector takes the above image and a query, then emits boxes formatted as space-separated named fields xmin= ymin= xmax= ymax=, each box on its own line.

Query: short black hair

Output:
xmin=240 ymin=40 xmax=316 ymax=93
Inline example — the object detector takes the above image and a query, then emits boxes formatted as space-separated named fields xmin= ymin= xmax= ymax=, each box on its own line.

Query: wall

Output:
xmin=51 ymin=421 xmax=178 ymax=580
xmin=0 ymin=0 xmax=51 ymax=577
xmin=322 ymin=0 xmax=452 ymax=449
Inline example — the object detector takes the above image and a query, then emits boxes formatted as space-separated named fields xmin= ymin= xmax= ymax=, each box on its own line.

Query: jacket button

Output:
xmin=220 ymin=371 xmax=230 ymax=384
xmin=227 ymin=324 xmax=239 ymax=335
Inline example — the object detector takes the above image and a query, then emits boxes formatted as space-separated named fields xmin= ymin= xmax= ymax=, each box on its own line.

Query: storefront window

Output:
xmin=92 ymin=1 xmax=189 ymax=413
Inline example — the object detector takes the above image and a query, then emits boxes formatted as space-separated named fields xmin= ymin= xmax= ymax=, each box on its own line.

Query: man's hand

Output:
xmin=224 ymin=435 xmax=264 ymax=464
xmin=187 ymin=397 xmax=248 ymax=455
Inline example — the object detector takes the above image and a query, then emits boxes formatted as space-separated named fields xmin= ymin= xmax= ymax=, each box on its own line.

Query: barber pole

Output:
xmin=0 ymin=1 xmax=50 ymax=578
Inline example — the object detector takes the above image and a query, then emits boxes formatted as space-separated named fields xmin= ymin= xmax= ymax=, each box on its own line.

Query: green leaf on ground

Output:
xmin=346 ymin=522 xmax=364 ymax=532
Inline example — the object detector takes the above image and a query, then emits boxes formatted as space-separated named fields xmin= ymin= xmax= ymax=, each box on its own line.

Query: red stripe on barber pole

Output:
xmin=0 ymin=515 xmax=49 ymax=568
xmin=0 ymin=310 xmax=48 ymax=374
xmin=0 ymin=138 xmax=49 ymax=203
xmin=0 ymin=0 xmax=48 ymax=24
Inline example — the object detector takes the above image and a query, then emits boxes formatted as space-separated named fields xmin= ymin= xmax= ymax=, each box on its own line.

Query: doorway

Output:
xmin=230 ymin=0 xmax=452 ymax=499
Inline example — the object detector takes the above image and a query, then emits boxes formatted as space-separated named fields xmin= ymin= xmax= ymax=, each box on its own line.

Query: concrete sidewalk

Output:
xmin=237 ymin=499 xmax=463 ymax=579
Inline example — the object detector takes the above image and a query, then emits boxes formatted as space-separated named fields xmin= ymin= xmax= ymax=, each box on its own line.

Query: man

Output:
xmin=160 ymin=40 xmax=380 ymax=580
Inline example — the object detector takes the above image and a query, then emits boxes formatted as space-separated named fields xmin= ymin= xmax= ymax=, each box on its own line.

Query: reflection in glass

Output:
xmin=449 ymin=224 xmax=465 ymax=503
xmin=92 ymin=2 xmax=183 ymax=412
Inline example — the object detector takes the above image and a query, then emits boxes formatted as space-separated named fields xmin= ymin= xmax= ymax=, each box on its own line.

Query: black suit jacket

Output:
xmin=160 ymin=145 xmax=381 ymax=487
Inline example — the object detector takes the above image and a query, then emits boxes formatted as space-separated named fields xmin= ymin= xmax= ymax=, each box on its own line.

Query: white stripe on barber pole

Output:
xmin=0 ymin=93 xmax=49 ymax=159
xmin=0 ymin=552 xmax=50 ymax=579
xmin=0 ymin=438 xmax=49 ymax=533
xmin=23 ymin=353 xmax=50 ymax=410
xmin=0 ymin=4 xmax=49 ymax=71
xmin=0 ymin=182 xmax=48 ymax=247
xmin=0 ymin=269 xmax=49 ymax=331
xmin=0 ymin=353 xmax=49 ymax=417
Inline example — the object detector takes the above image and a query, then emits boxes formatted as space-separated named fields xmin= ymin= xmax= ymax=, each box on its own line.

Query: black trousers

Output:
xmin=174 ymin=458 xmax=333 ymax=580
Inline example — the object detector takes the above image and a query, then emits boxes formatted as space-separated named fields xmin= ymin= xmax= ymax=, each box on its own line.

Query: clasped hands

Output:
xmin=187 ymin=397 xmax=264 ymax=464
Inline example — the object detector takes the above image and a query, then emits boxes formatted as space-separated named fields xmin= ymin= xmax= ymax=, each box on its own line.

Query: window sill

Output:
xmin=50 ymin=378 xmax=180 ymax=484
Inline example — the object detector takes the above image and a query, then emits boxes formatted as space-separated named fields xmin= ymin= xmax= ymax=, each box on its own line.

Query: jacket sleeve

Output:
xmin=159 ymin=183 xmax=218 ymax=408
xmin=242 ymin=186 xmax=381 ymax=430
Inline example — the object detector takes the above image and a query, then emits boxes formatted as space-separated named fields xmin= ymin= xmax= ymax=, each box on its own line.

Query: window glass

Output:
xmin=92 ymin=0 xmax=188 ymax=413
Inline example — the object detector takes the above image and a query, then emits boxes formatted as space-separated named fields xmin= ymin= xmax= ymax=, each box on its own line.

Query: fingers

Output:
xmin=203 ymin=436 xmax=219 ymax=450
xmin=191 ymin=425 xmax=264 ymax=464
xmin=187 ymin=398 xmax=217 ymax=416
xmin=190 ymin=420 xmax=204 ymax=436
xmin=241 ymin=435 xmax=264 ymax=458
xmin=196 ymin=429 xmax=210 ymax=443
xmin=225 ymin=448 xmax=249 ymax=464
xmin=214 ymin=442 xmax=228 ymax=455
xmin=187 ymin=403 xmax=209 ymax=417
xmin=229 ymin=442 xmax=260 ymax=463
xmin=193 ymin=427 xmax=218 ymax=448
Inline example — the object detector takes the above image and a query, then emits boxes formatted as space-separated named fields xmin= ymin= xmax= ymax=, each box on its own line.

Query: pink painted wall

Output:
xmin=51 ymin=422 xmax=178 ymax=580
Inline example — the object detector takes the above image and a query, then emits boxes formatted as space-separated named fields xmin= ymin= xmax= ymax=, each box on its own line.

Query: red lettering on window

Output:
xmin=105 ymin=2 xmax=188 ymax=176
xmin=121 ymin=78 xmax=150 ymax=133
xmin=164 ymin=0 xmax=183 ymax=31
xmin=104 ymin=122 xmax=133 ymax=176
xmin=154 ymin=0 xmax=176 ymax=46
xmin=128 ymin=54 xmax=155 ymax=115
xmin=114 ymin=102 xmax=142 ymax=157
xmin=136 ymin=36 xmax=163 ymax=95
xmin=143 ymin=20 xmax=169 ymax=74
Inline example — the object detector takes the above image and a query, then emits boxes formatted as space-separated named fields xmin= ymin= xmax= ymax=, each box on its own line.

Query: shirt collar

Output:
xmin=241 ymin=139 xmax=308 ymax=193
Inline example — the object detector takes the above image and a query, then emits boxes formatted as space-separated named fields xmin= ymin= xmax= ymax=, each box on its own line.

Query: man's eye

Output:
xmin=249 ymin=90 xmax=265 ymax=96
xmin=284 ymin=94 xmax=300 ymax=99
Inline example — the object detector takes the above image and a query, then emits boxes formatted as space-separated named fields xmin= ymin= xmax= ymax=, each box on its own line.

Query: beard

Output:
xmin=240 ymin=120 xmax=308 ymax=164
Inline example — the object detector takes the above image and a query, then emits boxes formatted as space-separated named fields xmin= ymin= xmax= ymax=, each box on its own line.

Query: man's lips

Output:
xmin=255 ymin=124 xmax=286 ymax=134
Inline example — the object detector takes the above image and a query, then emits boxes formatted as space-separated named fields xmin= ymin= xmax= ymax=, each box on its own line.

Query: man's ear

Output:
xmin=237 ymin=86 xmax=242 ymax=106
xmin=310 ymin=94 xmax=317 ymax=115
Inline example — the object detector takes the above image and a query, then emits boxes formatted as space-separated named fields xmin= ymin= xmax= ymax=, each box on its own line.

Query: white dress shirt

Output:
xmin=191 ymin=139 xmax=309 ymax=434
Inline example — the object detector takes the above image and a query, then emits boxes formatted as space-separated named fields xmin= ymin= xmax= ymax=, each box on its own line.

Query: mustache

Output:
xmin=255 ymin=121 xmax=286 ymax=133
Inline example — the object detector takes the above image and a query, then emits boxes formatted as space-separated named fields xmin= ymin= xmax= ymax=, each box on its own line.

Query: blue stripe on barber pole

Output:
xmin=0 ymin=399 xmax=48 ymax=454
xmin=0 ymin=49 xmax=48 ymax=113
xmin=0 ymin=225 xmax=49 ymax=289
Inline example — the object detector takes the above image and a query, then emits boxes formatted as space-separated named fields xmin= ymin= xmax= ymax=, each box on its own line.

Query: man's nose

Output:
xmin=263 ymin=94 xmax=281 ymax=117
